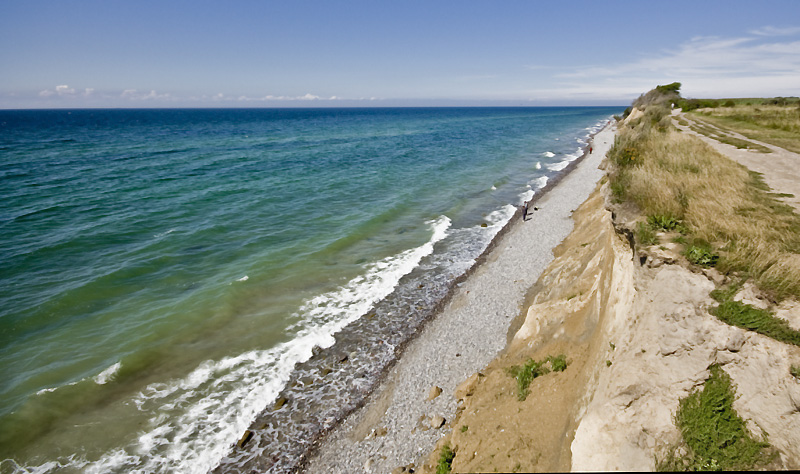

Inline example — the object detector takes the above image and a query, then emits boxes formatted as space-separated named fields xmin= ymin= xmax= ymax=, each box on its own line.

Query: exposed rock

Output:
xmin=454 ymin=373 xmax=480 ymax=400
xmin=429 ymin=415 xmax=446 ymax=429
xmin=391 ymin=465 xmax=415 ymax=474
xmin=237 ymin=430 xmax=253 ymax=449
xmin=775 ymin=299 xmax=800 ymax=332
xmin=427 ymin=386 xmax=442 ymax=401
xmin=734 ymin=281 xmax=771 ymax=310
xmin=702 ymin=267 xmax=727 ymax=286
xmin=273 ymin=396 xmax=289 ymax=410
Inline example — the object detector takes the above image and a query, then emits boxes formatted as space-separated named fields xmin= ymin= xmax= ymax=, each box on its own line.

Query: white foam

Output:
xmin=490 ymin=185 xmax=497 ymax=190
xmin=236 ymin=275 xmax=249 ymax=282
xmin=520 ymin=189 xmax=535 ymax=203
xmin=546 ymin=161 xmax=569 ymax=171
xmin=94 ymin=362 xmax=122 ymax=385
xmin=18 ymin=217 xmax=452 ymax=474
xmin=484 ymin=204 xmax=517 ymax=229
xmin=542 ymin=151 xmax=555 ymax=158
xmin=534 ymin=161 xmax=541 ymax=170
xmin=153 ymin=229 xmax=175 ymax=239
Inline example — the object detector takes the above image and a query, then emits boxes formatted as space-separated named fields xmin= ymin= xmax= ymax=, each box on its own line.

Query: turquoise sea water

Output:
xmin=0 ymin=107 xmax=621 ymax=473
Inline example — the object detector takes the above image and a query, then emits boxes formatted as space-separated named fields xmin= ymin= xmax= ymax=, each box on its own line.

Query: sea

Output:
xmin=0 ymin=107 xmax=622 ymax=473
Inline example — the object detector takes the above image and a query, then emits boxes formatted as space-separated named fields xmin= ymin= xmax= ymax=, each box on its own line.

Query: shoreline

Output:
xmin=301 ymin=120 xmax=617 ymax=473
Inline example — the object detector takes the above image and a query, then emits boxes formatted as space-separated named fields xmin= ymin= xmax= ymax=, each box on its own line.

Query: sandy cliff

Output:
xmin=420 ymin=178 xmax=800 ymax=472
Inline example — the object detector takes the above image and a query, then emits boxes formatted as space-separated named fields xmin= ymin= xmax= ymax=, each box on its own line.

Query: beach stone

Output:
xmin=429 ymin=415 xmax=446 ymax=429
xmin=364 ymin=458 xmax=374 ymax=471
xmin=427 ymin=386 xmax=442 ymax=401
xmin=273 ymin=396 xmax=289 ymax=410
xmin=390 ymin=464 xmax=415 ymax=474
xmin=237 ymin=430 xmax=253 ymax=449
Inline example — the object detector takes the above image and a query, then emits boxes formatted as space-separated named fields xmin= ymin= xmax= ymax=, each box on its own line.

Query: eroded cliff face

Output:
xmin=419 ymin=181 xmax=800 ymax=473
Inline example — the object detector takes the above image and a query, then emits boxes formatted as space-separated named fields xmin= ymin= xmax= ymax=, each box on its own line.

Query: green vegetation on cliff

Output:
xmin=609 ymin=83 xmax=800 ymax=300
xmin=657 ymin=364 xmax=776 ymax=471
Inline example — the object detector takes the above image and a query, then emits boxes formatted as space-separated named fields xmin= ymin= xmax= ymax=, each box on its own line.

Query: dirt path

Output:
xmin=673 ymin=110 xmax=800 ymax=211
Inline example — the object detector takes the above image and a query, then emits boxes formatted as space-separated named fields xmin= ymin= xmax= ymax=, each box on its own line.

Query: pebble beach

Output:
xmin=304 ymin=121 xmax=617 ymax=473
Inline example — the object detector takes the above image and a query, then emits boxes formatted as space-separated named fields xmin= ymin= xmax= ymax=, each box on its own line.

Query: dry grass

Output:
xmin=611 ymin=110 xmax=800 ymax=299
xmin=687 ymin=119 xmax=772 ymax=153
xmin=690 ymin=104 xmax=800 ymax=153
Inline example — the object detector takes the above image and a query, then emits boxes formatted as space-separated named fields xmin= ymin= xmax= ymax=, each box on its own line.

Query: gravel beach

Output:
xmin=303 ymin=121 xmax=617 ymax=474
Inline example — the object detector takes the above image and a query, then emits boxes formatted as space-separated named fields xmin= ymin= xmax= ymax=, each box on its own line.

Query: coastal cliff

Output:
xmin=417 ymin=88 xmax=800 ymax=472
xmin=420 ymin=178 xmax=800 ymax=472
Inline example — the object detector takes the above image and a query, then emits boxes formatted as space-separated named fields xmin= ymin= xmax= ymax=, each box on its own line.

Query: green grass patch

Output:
xmin=657 ymin=364 xmax=776 ymax=471
xmin=648 ymin=215 xmax=688 ymax=233
xmin=636 ymin=221 xmax=658 ymax=246
xmin=506 ymin=354 xmax=568 ymax=401
xmin=710 ymin=282 xmax=800 ymax=346
xmin=437 ymin=443 xmax=456 ymax=474
xmin=685 ymin=244 xmax=719 ymax=267
xmin=791 ymin=365 xmax=800 ymax=379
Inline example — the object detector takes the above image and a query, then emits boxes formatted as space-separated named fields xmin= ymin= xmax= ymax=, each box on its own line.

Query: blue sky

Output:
xmin=2 ymin=0 xmax=800 ymax=108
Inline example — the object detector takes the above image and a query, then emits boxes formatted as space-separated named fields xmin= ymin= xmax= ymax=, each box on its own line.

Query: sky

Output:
xmin=2 ymin=0 xmax=800 ymax=108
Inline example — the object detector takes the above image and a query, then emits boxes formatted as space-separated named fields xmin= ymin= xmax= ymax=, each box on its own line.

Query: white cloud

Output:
xmin=119 ymin=89 xmax=171 ymax=101
xmin=547 ymin=29 xmax=800 ymax=100
xmin=55 ymin=84 xmax=75 ymax=95
xmin=750 ymin=26 xmax=800 ymax=37
xmin=38 ymin=89 xmax=55 ymax=97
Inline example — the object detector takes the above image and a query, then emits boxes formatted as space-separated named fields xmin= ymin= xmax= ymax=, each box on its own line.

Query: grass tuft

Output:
xmin=709 ymin=285 xmax=800 ymax=347
xmin=791 ymin=365 xmax=800 ymax=379
xmin=506 ymin=354 xmax=568 ymax=401
xmin=636 ymin=221 xmax=658 ymax=246
xmin=684 ymin=244 xmax=719 ymax=267
xmin=436 ymin=443 xmax=456 ymax=474
xmin=657 ymin=365 xmax=777 ymax=471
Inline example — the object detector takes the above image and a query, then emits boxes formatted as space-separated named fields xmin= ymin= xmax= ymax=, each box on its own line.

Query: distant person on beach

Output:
xmin=589 ymin=139 xmax=593 ymax=154
xmin=522 ymin=201 xmax=529 ymax=221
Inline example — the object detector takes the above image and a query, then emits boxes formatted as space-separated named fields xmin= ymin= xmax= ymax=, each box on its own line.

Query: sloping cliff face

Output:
xmin=420 ymin=180 xmax=800 ymax=472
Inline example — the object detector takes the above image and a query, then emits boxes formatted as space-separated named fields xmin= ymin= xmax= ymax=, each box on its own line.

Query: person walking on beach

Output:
xmin=522 ymin=201 xmax=529 ymax=221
